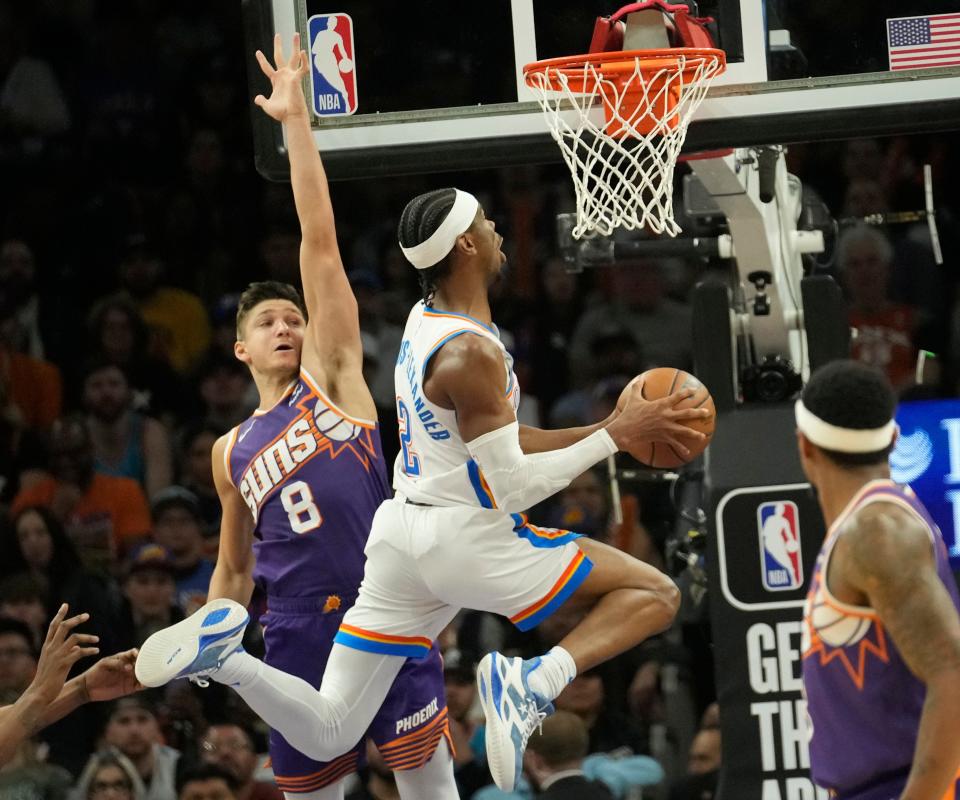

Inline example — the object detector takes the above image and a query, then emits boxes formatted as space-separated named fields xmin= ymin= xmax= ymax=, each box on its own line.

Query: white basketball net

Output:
xmin=526 ymin=51 xmax=724 ymax=239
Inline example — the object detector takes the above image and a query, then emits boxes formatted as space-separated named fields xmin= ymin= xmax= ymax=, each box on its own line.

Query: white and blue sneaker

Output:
xmin=476 ymin=652 xmax=555 ymax=790
xmin=135 ymin=599 xmax=248 ymax=688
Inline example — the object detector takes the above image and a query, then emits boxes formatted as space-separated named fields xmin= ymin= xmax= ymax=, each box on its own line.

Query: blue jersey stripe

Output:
xmin=333 ymin=629 xmax=431 ymax=658
xmin=514 ymin=557 xmax=593 ymax=631
xmin=466 ymin=459 xmax=496 ymax=509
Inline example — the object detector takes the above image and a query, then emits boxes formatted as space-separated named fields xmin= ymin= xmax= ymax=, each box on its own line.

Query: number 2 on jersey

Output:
xmin=280 ymin=481 xmax=323 ymax=534
xmin=397 ymin=398 xmax=421 ymax=476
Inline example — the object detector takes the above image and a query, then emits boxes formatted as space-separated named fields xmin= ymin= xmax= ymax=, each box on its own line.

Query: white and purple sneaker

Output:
xmin=476 ymin=652 xmax=555 ymax=790
xmin=135 ymin=599 xmax=248 ymax=688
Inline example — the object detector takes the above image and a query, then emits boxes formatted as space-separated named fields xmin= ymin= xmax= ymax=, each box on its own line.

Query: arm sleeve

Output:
xmin=465 ymin=421 xmax=617 ymax=513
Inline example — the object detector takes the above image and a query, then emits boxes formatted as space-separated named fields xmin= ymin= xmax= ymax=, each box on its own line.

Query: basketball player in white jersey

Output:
xmin=136 ymin=183 xmax=709 ymax=789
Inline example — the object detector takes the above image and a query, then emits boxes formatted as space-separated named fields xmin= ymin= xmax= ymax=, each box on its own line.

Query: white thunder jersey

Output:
xmin=393 ymin=301 xmax=520 ymax=508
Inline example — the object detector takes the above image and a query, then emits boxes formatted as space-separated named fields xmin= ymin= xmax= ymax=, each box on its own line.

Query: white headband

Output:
xmin=795 ymin=400 xmax=898 ymax=453
xmin=400 ymin=190 xmax=479 ymax=270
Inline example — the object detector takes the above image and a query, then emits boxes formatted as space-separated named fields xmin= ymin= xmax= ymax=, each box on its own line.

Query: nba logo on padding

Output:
xmin=757 ymin=500 xmax=803 ymax=591
xmin=308 ymin=13 xmax=357 ymax=116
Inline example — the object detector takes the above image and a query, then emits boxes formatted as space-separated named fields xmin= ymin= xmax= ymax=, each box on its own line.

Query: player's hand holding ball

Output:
xmin=606 ymin=367 xmax=715 ymax=468
xmin=338 ymin=57 xmax=353 ymax=73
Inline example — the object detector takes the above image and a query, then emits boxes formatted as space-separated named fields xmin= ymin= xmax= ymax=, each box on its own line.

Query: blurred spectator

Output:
xmin=156 ymin=680 xmax=209 ymax=758
xmin=177 ymin=763 xmax=239 ymax=800
xmin=0 ymin=689 xmax=74 ymax=799
xmin=527 ymin=257 xmax=587 ymax=417
xmin=198 ymin=723 xmax=281 ymax=800
xmin=550 ymin=336 xmax=637 ymax=428
xmin=569 ymin=262 xmax=692 ymax=387
xmin=542 ymin=468 xmax=610 ymax=541
xmin=86 ymin=296 xmax=186 ymax=422
xmin=256 ymin=226 xmax=300 ymax=287
xmin=175 ymin=423 xmax=224 ymax=540
xmin=194 ymin=353 xmax=255 ymax=432
xmin=349 ymin=270 xmax=403 ymax=410
xmin=0 ymin=237 xmax=52 ymax=359
xmin=555 ymin=669 xmax=648 ymax=757
xmin=208 ymin=295 xmax=241 ymax=362
xmin=442 ymin=649 xmax=487 ymax=799
xmin=0 ymin=297 xmax=63 ymax=432
xmin=838 ymin=225 xmax=918 ymax=391
xmin=72 ymin=750 xmax=146 ymax=800
xmin=100 ymin=696 xmax=181 ymax=800
xmin=0 ymin=617 xmax=36 ymax=695
xmin=668 ymin=726 xmax=720 ymax=800
xmin=840 ymin=178 xmax=943 ymax=319
xmin=82 ymin=358 xmax=173 ymax=499
xmin=116 ymin=235 xmax=211 ymax=375
xmin=0 ymin=573 xmax=48 ymax=647
xmin=116 ymin=544 xmax=184 ymax=651
xmin=524 ymin=711 xmax=613 ymax=800
xmin=2 ymin=506 xmax=120 ymax=654
xmin=12 ymin=416 xmax=151 ymax=572
xmin=345 ymin=740 xmax=399 ymax=800
xmin=0 ymin=0 xmax=71 ymax=159
xmin=150 ymin=487 xmax=215 ymax=615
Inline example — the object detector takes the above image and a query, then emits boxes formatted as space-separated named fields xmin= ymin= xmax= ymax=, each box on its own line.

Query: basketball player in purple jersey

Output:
xmin=796 ymin=361 xmax=960 ymax=800
xmin=139 ymin=35 xmax=456 ymax=799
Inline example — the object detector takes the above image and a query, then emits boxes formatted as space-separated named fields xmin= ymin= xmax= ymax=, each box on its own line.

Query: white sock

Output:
xmin=525 ymin=646 xmax=577 ymax=702
xmin=213 ymin=650 xmax=262 ymax=688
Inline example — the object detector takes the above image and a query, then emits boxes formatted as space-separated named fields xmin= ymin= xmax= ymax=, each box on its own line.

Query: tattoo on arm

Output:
xmin=841 ymin=504 xmax=960 ymax=682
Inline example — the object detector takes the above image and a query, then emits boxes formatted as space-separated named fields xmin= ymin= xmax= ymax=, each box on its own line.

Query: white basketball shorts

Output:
xmin=333 ymin=496 xmax=594 ymax=657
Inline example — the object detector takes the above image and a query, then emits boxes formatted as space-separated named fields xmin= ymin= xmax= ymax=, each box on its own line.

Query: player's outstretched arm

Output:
xmin=254 ymin=34 xmax=364 ymax=388
xmin=428 ymin=335 xmax=702 ymax=512
xmin=0 ymin=605 xmax=99 ymax=763
xmin=837 ymin=505 xmax=960 ymax=800
xmin=206 ymin=435 xmax=256 ymax=606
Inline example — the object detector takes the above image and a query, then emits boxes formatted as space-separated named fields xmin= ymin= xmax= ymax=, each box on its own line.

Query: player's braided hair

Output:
xmin=801 ymin=359 xmax=896 ymax=466
xmin=397 ymin=188 xmax=458 ymax=307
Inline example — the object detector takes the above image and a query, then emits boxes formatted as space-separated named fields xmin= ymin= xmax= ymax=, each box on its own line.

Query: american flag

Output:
xmin=887 ymin=13 xmax=960 ymax=71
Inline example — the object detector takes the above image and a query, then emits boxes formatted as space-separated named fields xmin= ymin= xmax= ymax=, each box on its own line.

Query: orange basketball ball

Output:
xmin=616 ymin=367 xmax=716 ymax=468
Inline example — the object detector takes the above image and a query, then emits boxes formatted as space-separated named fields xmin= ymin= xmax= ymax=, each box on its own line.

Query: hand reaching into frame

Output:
xmin=80 ymin=649 xmax=142 ymax=703
xmin=28 ymin=604 xmax=99 ymax=707
xmin=254 ymin=33 xmax=310 ymax=123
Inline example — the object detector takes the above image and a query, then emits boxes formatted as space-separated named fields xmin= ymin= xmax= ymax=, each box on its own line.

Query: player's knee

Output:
xmin=646 ymin=574 xmax=681 ymax=630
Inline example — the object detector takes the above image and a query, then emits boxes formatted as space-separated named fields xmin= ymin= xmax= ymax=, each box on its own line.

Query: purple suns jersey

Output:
xmin=802 ymin=480 xmax=960 ymax=798
xmin=225 ymin=367 xmax=390 ymax=597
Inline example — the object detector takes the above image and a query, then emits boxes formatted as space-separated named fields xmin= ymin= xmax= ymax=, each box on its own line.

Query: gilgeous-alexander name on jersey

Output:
xmin=392 ymin=302 xmax=520 ymax=509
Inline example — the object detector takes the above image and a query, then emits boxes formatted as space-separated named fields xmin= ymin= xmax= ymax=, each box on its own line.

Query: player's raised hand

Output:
xmin=28 ymin=604 xmax=99 ymax=706
xmin=254 ymin=33 xmax=310 ymax=122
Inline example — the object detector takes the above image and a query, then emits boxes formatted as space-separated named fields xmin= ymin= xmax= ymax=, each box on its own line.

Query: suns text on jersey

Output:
xmin=238 ymin=415 xmax=319 ymax=517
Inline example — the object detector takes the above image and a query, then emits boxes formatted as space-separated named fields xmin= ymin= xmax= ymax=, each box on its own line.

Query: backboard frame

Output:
xmin=243 ymin=0 xmax=960 ymax=181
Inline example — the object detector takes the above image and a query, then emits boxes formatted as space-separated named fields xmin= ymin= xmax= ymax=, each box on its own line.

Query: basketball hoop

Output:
xmin=524 ymin=47 xmax=725 ymax=239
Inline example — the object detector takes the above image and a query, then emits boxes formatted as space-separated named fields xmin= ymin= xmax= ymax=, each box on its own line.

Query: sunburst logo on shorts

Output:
xmin=890 ymin=428 xmax=934 ymax=484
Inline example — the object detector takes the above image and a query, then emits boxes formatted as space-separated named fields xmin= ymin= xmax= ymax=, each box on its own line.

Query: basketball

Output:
xmin=616 ymin=367 xmax=715 ymax=468
xmin=338 ymin=57 xmax=353 ymax=73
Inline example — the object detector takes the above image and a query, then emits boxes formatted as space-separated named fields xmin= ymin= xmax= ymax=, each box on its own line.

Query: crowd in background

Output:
xmin=1 ymin=1 xmax=957 ymax=799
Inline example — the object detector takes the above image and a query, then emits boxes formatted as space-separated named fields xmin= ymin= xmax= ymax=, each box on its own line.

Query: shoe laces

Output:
xmin=187 ymin=667 xmax=219 ymax=688
xmin=518 ymin=696 xmax=549 ymax=747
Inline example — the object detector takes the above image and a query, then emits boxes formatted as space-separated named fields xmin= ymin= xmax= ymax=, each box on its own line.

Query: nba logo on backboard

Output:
xmin=307 ymin=14 xmax=357 ymax=116
xmin=757 ymin=500 xmax=803 ymax=591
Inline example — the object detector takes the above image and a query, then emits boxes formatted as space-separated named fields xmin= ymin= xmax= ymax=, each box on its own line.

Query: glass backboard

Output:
xmin=241 ymin=0 xmax=960 ymax=179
